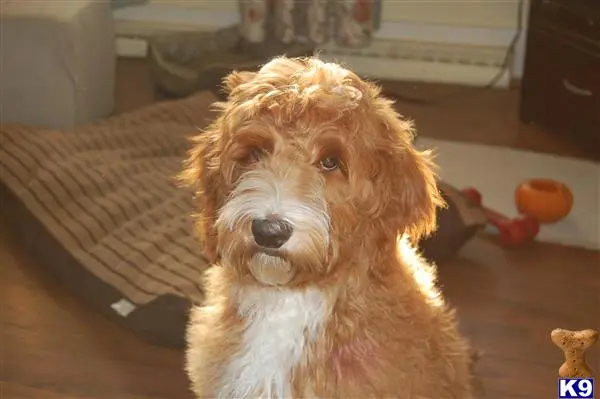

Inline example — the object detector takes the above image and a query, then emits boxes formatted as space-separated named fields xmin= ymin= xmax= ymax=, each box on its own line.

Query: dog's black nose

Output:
xmin=251 ymin=217 xmax=294 ymax=249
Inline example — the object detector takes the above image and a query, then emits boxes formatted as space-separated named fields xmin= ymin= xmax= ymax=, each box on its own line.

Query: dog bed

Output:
xmin=0 ymin=92 xmax=220 ymax=348
xmin=0 ymin=90 xmax=485 ymax=348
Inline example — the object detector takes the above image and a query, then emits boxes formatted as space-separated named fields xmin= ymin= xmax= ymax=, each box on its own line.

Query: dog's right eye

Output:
xmin=240 ymin=146 xmax=264 ymax=164
xmin=319 ymin=156 xmax=340 ymax=172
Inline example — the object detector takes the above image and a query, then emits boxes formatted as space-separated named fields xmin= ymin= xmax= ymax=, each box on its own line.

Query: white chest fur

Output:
xmin=219 ymin=287 xmax=329 ymax=399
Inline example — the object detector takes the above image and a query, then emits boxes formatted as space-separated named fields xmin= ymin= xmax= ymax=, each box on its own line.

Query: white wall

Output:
xmin=381 ymin=1 xmax=523 ymax=29
xmin=379 ymin=0 xmax=529 ymax=77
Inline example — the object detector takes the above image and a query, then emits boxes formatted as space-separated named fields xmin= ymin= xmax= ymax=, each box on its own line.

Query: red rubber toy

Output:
xmin=461 ymin=187 xmax=540 ymax=246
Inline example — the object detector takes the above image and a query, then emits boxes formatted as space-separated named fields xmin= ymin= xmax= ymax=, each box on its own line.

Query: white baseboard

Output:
xmin=113 ymin=3 xmax=524 ymax=84
xmin=116 ymin=37 xmax=149 ymax=58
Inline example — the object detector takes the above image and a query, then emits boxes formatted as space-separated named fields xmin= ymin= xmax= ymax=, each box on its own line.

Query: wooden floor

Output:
xmin=2 ymin=58 xmax=599 ymax=399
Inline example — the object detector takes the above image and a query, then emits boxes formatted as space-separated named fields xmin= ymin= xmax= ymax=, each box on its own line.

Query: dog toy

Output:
xmin=551 ymin=328 xmax=599 ymax=378
xmin=418 ymin=182 xmax=487 ymax=263
xmin=461 ymin=187 xmax=540 ymax=246
xmin=515 ymin=178 xmax=573 ymax=223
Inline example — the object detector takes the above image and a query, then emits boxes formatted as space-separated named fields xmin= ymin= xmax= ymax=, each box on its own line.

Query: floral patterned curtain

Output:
xmin=239 ymin=0 xmax=380 ymax=49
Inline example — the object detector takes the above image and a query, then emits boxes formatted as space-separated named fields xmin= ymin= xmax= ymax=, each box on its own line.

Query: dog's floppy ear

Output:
xmin=376 ymin=111 xmax=445 ymax=242
xmin=223 ymin=70 xmax=256 ymax=95
xmin=179 ymin=127 xmax=225 ymax=262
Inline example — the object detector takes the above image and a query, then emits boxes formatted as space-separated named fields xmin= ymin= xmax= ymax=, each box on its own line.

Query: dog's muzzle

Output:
xmin=251 ymin=216 xmax=294 ymax=249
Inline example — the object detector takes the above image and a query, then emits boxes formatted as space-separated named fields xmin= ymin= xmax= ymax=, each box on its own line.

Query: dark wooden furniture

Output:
xmin=520 ymin=0 xmax=600 ymax=160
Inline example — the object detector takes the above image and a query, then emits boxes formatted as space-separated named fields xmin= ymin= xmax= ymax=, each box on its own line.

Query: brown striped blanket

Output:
xmin=0 ymin=91 xmax=218 ymax=348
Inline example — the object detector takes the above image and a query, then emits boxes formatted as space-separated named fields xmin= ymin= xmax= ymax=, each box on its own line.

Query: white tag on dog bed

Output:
xmin=111 ymin=298 xmax=137 ymax=317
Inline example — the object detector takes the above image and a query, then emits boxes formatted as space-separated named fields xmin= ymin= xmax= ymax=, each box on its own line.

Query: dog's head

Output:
xmin=182 ymin=57 xmax=443 ymax=287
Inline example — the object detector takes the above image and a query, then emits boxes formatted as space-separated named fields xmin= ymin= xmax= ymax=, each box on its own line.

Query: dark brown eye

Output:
xmin=242 ymin=146 xmax=264 ymax=164
xmin=319 ymin=156 xmax=340 ymax=172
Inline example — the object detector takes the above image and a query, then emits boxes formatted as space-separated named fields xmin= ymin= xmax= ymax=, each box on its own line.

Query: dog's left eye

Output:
xmin=319 ymin=157 xmax=340 ymax=172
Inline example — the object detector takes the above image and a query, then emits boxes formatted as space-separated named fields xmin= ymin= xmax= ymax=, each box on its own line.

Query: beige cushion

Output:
xmin=1 ymin=1 xmax=116 ymax=128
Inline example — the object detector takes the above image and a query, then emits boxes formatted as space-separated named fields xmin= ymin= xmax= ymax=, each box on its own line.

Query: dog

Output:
xmin=181 ymin=56 xmax=475 ymax=399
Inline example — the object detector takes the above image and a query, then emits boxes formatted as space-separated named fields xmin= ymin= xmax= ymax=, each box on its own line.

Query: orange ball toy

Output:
xmin=515 ymin=179 xmax=574 ymax=224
